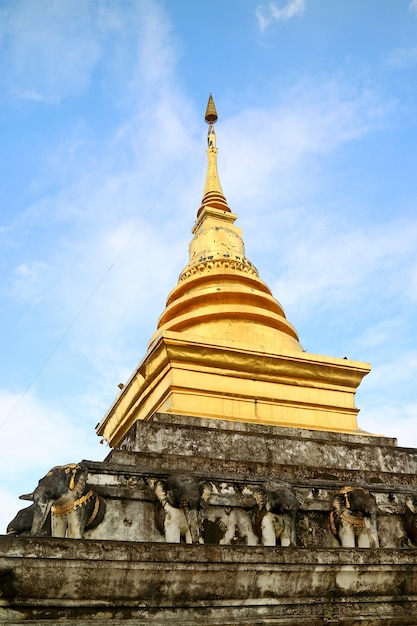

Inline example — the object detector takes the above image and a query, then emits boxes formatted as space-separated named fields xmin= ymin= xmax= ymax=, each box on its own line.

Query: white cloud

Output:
xmin=359 ymin=401 xmax=417 ymax=449
xmin=11 ymin=261 xmax=49 ymax=304
xmin=15 ymin=89 xmax=59 ymax=104
xmin=221 ymin=77 xmax=394 ymax=196
xmin=0 ymin=391 xmax=96 ymax=472
xmin=0 ymin=0 xmax=162 ymax=103
xmin=0 ymin=0 xmax=101 ymax=100
xmin=256 ymin=0 xmax=305 ymax=32
xmin=410 ymin=0 xmax=417 ymax=15
xmin=0 ymin=0 xmax=197 ymax=432
xmin=386 ymin=46 xmax=417 ymax=70
xmin=267 ymin=216 xmax=417 ymax=318
xmin=0 ymin=389 xmax=106 ymax=533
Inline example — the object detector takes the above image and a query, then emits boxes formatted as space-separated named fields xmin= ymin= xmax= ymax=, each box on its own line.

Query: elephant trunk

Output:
xmin=367 ymin=511 xmax=379 ymax=548
xmin=184 ymin=508 xmax=200 ymax=543
xmin=31 ymin=499 xmax=53 ymax=536
xmin=406 ymin=497 xmax=416 ymax=514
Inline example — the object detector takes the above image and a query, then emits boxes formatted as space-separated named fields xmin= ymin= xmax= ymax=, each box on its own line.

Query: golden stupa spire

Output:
xmin=96 ymin=96 xmax=371 ymax=447
xmin=153 ymin=96 xmax=303 ymax=354
xmin=199 ymin=95 xmax=230 ymax=216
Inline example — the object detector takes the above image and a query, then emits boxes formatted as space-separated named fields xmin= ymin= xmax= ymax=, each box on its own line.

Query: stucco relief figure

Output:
xmin=403 ymin=496 xmax=417 ymax=546
xmin=253 ymin=482 xmax=300 ymax=546
xmin=198 ymin=483 xmax=259 ymax=545
xmin=151 ymin=474 xmax=206 ymax=544
xmin=20 ymin=463 xmax=106 ymax=539
xmin=330 ymin=486 xmax=379 ymax=548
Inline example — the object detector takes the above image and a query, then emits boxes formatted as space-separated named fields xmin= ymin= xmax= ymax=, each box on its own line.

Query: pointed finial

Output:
xmin=205 ymin=94 xmax=218 ymax=124
xmin=198 ymin=93 xmax=230 ymax=216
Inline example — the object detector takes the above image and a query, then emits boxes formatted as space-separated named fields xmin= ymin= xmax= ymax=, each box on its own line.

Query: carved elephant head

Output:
xmin=151 ymin=474 xmax=207 ymax=543
xmin=255 ymin=481 xmax=300 ymax=514
xmin=164 ymin=474 xmax=204 ymax=510
xmin=254 ymin=482 xmax=300 ymax=546
xmin=338 ymin=487 xmax=378 ymax=517
xmin=20 ymin=463 xmax=105 ymax=539
xmin=331 ymin=486 xmax=379 ymax=548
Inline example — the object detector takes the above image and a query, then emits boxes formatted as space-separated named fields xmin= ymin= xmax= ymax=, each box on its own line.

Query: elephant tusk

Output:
xmin=19 ymin=492 xmax=34 ymax=502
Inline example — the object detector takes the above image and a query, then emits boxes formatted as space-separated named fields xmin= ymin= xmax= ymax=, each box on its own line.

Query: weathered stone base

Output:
xmin=1 ymin=536 xmax=417 ymax=625
xmin=2 ymin=413 xmax=417 ymax=624
xmin=86 ymin=413 xmax=417 ymax=549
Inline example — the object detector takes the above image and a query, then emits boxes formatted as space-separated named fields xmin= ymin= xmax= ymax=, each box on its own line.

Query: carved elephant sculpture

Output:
xmin=404 ymin=495 xmax=417 ymax=546
xmin=197 ymin=482 xmax=258 ymax=545
xmin=330 ymin=486 xmax=379 ymax=548
xmin=200 ymin=504 xmax=259 ymax=545
xmin=20 ymin=463 xmax=106 ymax=539
xmin=254 ymin=481 xmax=300 ymax=546
xmin=151 ymin=474 xmax=206 ymax=543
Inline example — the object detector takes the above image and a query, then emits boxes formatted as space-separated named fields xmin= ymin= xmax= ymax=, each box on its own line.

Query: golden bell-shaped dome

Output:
xmin=150 ymin=96 xmax=303 ymax=353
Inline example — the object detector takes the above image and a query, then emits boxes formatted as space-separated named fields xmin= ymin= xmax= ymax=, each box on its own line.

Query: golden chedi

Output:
xmin=97 ymin=96 xmax=371 ymax=447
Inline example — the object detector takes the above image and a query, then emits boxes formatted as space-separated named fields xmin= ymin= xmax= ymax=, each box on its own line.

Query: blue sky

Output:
xmin=1 ymin=0 xmax=417 ymax=532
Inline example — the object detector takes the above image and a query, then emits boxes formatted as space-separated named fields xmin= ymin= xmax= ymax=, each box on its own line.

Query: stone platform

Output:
xmin=1 ymin=413 xmax=417 ymax=624
xmin=1 ymin=537 xmax=417 ymax=625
